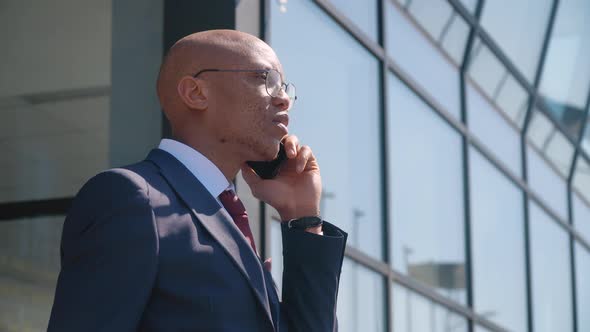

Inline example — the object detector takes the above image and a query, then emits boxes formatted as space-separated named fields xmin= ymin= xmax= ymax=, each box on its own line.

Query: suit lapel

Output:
xmin=146 ymin=149 xmax=273 ymax=328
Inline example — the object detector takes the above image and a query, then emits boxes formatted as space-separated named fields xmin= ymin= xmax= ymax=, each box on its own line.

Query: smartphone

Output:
xmin=246 ymin=142 xmax=287 ymax=179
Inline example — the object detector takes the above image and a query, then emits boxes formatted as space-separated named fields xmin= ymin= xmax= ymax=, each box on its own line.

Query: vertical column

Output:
xmin=110 ymin=0 xmax=164 ymax=166
xmin=459 ymin=2 xmax=485 ymax=331
xmin=162 ymin=0 xmax=236 ymax=138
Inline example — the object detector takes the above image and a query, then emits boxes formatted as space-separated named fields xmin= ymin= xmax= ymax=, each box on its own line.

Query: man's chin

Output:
xmin=248 ymin=140 xmax=280 ymax=162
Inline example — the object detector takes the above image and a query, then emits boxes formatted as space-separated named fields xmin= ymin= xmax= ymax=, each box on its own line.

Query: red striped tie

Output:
xmin=218 ymin=190 xmax=258 ymax=254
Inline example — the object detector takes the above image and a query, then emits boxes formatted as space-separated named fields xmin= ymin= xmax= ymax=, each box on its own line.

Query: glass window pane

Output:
xmin=495 ymin=75 xmax=529 ymax=128
xmin=529 ymin=201 xmax=573 ymax=332
xmin=468 ymin=39 xmax=505 ymax=98
xmin=271 ymin=224 xmax=386 ymax=332
xmin=325 ymin=0 xmax=378 ymax=40
xmin=467 ymin=82 xmax=522 ymax=177
xmin=467 ymin=39 xmax=529 ymax=129
xmin=271 ymin=0 xmax=383 ymax=259
xmin=539 ymin=0 xmax=590 ymax=139
xmin=405 ymin=0 xmax=469 ymax=64
xmin=392 ymin=283 xmax=468 ymax=332
xmin=0 ymin=1 xmax=111 ymax=202
xmin=459 ymin=0 xmax=478 ymax=14
xmin=337 ymin=258 xmax=386 ymax=332
xmin=469 ymin=147 xmax=527 ymax=331
xmin=573 ymin=157 xmax=590 ymax=206
xmin=479 ymin=0 xmax=554 ymax=81
xmin=407 ymin=0 xmax=453 ymax=40
xmin=573 ymin=192 xmax=590 ymax=246
xmin=582 ymin=118 xmax=590 ymax=156
xmin=388 ymin=73 xmax=466 ymax=304
xmin=538 ymin=96 xmax=587 ymax=140
xmin=527 ymin=109 xmax=576 ymax=177
xmin=526 ymin=144 xmax=568 ymax=220
xmin=270 ymin=214 xmax=284 ymax=293
xmin=474 ymin=326 xmax=493 ymax=332
xmin=386 ymin=1 xmax=461 ymax=119
xmin=575 ymin=243 xmax=590 ymax=332
xmin=440 ymin=13 xmax=471 ymax=65
xmin=0 ymin=216 xmax=64 ymax=331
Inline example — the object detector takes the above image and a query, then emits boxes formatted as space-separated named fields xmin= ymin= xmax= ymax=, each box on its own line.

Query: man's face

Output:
xmin=206 ymin=44 xmax=291 ymax=161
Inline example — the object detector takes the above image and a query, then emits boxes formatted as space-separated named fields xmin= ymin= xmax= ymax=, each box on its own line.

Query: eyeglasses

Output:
xmin=192 ymin=68 xmax=297 ymax=104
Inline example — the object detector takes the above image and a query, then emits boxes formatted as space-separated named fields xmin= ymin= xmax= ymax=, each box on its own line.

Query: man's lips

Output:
xmin=273 ymin=113 xmax=289 ymax=128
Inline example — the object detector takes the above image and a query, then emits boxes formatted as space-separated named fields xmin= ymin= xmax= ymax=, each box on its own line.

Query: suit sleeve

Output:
xmin=47 ymin=169 xmax=158 ymax=332
xmin=280 ymin=221 xmax=348 ymax=332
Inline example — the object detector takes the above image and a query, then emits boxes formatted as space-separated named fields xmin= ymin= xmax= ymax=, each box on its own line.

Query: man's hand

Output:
xmin=241 ymin=135 xmax=322 ymax=234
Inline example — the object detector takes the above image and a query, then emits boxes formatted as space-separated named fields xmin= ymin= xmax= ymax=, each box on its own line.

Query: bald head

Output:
xmin=156 ymin=30 xmax=278 ymax=120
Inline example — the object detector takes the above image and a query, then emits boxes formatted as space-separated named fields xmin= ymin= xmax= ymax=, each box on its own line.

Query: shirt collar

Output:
xmin=157 ymin=139 xmax=234 ymax=199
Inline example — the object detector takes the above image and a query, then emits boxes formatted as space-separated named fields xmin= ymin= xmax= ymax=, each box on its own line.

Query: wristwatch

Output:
xmin=287 ymin=216 xmax=323 ymax=230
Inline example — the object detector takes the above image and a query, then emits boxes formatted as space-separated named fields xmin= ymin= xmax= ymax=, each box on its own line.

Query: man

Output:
xmin=48 ymin=29 xmax=347 ymax=331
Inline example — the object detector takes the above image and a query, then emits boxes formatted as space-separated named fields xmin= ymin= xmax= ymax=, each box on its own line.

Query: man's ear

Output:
xmin=177 ymin=76 xmax=208 ymax=110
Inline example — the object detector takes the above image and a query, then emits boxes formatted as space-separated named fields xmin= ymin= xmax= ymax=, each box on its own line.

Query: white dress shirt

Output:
xmin=158 ymin=138 xmax=234 ymax=205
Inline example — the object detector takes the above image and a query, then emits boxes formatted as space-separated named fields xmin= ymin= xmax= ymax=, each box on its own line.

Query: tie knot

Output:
xmin=218 ymin=190 xmax=247 ymax=217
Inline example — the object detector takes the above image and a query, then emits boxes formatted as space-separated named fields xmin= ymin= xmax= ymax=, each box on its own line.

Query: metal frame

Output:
xmin=520 ymin=1 xmax=560 ymax=331
xmin=261 ymin=0 xmax=590 ymax=331
xmin=459 ymin=2 xmax=486 ymax=330
xmin=567 ymin=71 xmax=590 ymax=332
xmin=377 ymin=0 xmax=393 ymax=330
xmin=0 ymin=198 xmax=72 ymax=221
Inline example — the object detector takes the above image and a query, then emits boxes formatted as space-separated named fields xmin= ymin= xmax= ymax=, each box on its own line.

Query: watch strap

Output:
xmin=287 ymin=216 xmax=323 ymax=230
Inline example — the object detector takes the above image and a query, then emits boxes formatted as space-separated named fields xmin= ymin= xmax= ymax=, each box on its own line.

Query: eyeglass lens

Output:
xmin=265 ymin=70 xmax=296 ymax=101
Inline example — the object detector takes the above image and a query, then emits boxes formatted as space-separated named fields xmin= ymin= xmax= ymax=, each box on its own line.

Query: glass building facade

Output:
xmin=1 ymin=0 xmax=589 ymax=331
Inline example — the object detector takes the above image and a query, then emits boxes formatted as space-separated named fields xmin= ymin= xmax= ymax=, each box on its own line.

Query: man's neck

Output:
xmin=172 ymin=134 xmax=241 ymax=183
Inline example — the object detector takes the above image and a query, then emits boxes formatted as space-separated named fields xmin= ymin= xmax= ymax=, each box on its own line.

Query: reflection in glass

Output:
xmin=0 ymin=0 xmax=111 ymax=202
xmin=404 ymin=0 xmax=470 ymax=64
xmin=526 ymin=145 xmax=568 ymax=220
xmin=388 ymin=73 xmax=466 ymax=304
xmin=0 ymin=216 xmax=64 ymax=331
xmin=538 ymin=0 xmax=590 ymax=139
xmin=575 ymin=243 xmax=590 ymax=332
xmin=582 ymin=119 xmax=590 ymax=156
xmin=469 ymin=147 xmax=527 ymax=331
xmin=573 ymin=193 xmax=590 ymax=332
xmin=337 ymin=258 xmax=385 ymax=332
xmin=479 ymin=0 xmax=553 ymax=81
xmin=573 ymin=193 xmax=590 ymax=249
xmin=393 ymin=283 xmax=468 ymax=332
xmin=326 ymin=0 xmax=378 ymax=40
xmin=270 ymin=0 xmax=383 ymax=259
xmin=527 ymin=109 xmax=575 ymax=177
xmin=386 ymin=1 xmax=461 ymax=119
xmin=529 ymin=202 xmax=573 ymax=332
xmin=467 ymin=39 xmax=529 ymax=129
xmin=466 ymin=82 xmax=522 ymax=177
xmin=573 ymin=157 xmax=590 ymax=207
xmin=474 ymin=325 xmax=493 ymax=332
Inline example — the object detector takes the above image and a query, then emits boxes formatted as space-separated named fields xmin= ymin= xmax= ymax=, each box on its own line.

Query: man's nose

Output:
xmin=272 ymin=88 xmax=291 ymax=111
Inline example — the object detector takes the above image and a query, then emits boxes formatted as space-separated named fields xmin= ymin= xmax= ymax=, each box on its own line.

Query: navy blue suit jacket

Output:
xmin=48 ymin=149 xmax=347 ymax=331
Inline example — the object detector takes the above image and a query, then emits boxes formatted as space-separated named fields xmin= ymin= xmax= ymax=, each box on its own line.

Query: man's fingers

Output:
xmin=283 ymin=135 xmax=300 ymax=158
xmin=296 ymin=145 xmax=313 ymax=173
xmin=240 ymin=164 xmax=261 ymax=186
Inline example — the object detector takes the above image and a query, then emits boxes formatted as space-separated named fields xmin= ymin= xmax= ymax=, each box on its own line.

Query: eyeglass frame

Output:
xmin=192 ymin=68 xmax=297 ymax=102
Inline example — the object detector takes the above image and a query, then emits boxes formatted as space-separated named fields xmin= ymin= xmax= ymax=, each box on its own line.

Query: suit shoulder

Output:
xmin=70 ymin=163 xmax=158 ymax=220
xmin=63 ymin=164 xmax=156 ymax=243
xmin=80 ymin=168 xmax=148 ymax=199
